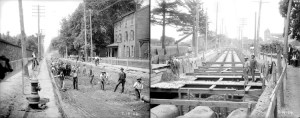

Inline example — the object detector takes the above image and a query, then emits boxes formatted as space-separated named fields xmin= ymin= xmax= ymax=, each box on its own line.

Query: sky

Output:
xmin=151 ymin=0 xmax=284 ymax=41
xmin=0 ymin=0 xmax=82 ymax=52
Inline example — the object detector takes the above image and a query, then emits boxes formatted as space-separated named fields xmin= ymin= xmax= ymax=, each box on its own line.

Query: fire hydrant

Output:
xmin=26 ymin=79 xmax=41 ymax=108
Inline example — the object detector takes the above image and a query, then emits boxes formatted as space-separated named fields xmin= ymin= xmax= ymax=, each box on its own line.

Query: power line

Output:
xmin=32 ymin=4 xmax=45 ymax=59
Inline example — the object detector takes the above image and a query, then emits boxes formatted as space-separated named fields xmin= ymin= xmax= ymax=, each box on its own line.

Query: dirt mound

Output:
xmin=160 ymin=69 xmax=179 ymax=82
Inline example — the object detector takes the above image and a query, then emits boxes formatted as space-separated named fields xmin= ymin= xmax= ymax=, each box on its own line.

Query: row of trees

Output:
xmin=50 ymin=0 xmax=143 ymax=56
xmin=0 ymin=32 xmax=40 ymax=52
xmin=151 ymin=0 xmax=209 ymax=55
xmin=260 ymin=40 xmax=284 ymax=54
xmin=279 ymin=0 xmax=300 ymax=41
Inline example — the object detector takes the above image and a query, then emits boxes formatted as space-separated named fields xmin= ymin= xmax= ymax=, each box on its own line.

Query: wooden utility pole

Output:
xmin=18 ymin=0 xmax=29 ymax=94
xmin=216 ymin=0 xmax=219 ymax=48
xmin=240 ymin=18 xmax=246 ymax=51
xmin=254 ymin=0 xmax=269 ymax=58
xmin=194 ymin=3 xmax=200 ymax=58
xmin=205 ymin=9 xmax=208 ymax=60
xmin=283 ymin=0 xmax=293 ymax=59
xmin=32 ymin=5 xmax=45 ymax=60
xmin=254 ymin=12 xmax=257 ymax=57
xmin=256 ymin=0 xmax=262 ymax=59
xmin=89 ymin=9 xmax=93 ymax=58
xmin=84 ymin=1 xmax=87 ymax=62
xmin=65 ymin=46 xmax=68 ymax=58
xmin=162 ymin=0 xmax=167 ymax=56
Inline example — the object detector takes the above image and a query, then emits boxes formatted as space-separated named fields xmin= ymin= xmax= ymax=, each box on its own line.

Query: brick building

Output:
xmin=107 ymin=5 xmax=149 ymax=59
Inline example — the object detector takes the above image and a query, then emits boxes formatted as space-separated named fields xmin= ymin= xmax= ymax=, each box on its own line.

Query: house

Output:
xmin=107 ymin=5 xmax=149 ymax=59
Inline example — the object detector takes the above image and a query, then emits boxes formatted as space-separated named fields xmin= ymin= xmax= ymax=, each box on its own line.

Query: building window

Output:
xmin=130 ymin=30 xmax=134 ymax=41
xmin=127 ymin=46 xmax=130 ymax=57
xmin=132 ymin=46 xmax=134 ymax=57
xmin=119 ymin=34 xmax=122 ymax=42
xmin=124 ymin=45 xmax=126 ymax=57
xmin=125 ymin=31 xmax=128 ymax=42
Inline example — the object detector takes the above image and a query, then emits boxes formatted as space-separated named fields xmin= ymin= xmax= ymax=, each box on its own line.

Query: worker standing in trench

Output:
xmin=243 ymin=57 xmax=250 ymax=86
xmin=249 ymin=55 xmax=258 ymax=82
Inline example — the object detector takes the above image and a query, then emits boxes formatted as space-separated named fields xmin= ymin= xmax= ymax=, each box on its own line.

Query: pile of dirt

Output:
xmin=160 ymin=69 xmax=179 ymax=82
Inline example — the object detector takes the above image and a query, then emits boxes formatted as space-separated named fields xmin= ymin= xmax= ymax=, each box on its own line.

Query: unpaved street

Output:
xmin=48 ymin=54 xmax=150 ymax=118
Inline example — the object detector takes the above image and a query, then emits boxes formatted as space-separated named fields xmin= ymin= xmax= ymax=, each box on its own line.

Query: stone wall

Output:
xmin=0 ymin=39 xmax=33 ymax=73
xmin=0 ymin=39 xmax=33 ymax=61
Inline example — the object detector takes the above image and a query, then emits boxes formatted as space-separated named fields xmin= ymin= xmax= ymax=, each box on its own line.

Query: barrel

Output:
xmin=176 ymin=106 xmax=216 ymax=118
xmin=151 ymin=105 xmax=179 ymax=118
xmin=227 ymin=108 xmax=248 ymax=118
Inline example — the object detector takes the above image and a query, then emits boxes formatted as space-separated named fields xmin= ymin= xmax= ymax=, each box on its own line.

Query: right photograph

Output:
xmin=150 ymin=0 xmax=300 ymax=118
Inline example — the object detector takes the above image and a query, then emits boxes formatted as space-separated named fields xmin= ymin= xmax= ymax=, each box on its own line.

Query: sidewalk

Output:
xmin=0 ymin=59 xmax=62 ymax=118
xmin=26 ymin=59 xmax=61 ymax=118
xmin=280 ymin=64 xmax=300 ymax=117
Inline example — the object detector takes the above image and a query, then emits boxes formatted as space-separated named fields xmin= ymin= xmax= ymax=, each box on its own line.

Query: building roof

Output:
xmin=114 ymin=10 xmax=135 ymax=24
xmin=113 ymin=5 xmax=150 ymax=24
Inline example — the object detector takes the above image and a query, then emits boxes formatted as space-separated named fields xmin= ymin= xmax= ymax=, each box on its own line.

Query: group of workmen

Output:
xmin=50 ymin=58 xmax=144 ymax=100
xmin=243 ymin=55 xmax=258 ymax=85
xmin=288 ymin=44 xmax=300 ymax=67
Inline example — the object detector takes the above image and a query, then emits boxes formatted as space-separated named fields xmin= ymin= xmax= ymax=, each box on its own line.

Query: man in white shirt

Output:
xmin=243 ymin=57 xmax=250 ymax=85
xmin=72 ymin=69 xmax=79 ymax=90
xmin=133 ymin=78 xmax=143 ymax=100
xmin=99 ymin=72 xmax=108 ymax=90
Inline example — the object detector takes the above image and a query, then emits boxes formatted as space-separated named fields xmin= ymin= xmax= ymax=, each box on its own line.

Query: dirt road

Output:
xmin=48 ymin=53 xmax=149 ymax=117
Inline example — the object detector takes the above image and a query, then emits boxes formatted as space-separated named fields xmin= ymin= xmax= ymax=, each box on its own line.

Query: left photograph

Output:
xmin=0 ymin=0 xmax=150 ymax=118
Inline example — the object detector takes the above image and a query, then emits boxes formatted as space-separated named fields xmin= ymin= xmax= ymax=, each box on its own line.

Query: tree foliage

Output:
xmin=51 ymin=0 xmax=138 ymax=56
xmin=260 ymin=40 xmax=284 ymax=53
xmin=0 ymin=32 xmax=38 ymax=51
xmin=151 ymin=0 xmax=208 ymax=34
xmin=279 ymin=0 xmax=300 ymax=41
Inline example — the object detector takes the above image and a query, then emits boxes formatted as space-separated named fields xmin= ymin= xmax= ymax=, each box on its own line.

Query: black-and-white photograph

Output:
xmin=0 ymin=0 xmax=150 ymax=118
xmin=150 ymin=0 xmax=300 ymax=118
xmin=1 ymin=0 xmax=300 ymax=118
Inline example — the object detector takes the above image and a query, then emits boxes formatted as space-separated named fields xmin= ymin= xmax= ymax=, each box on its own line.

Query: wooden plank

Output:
xmin=178 ymin=89 xmax=183 ymax=115
xmin=151 ymin=81 xmax=263 ymax=89
xmin=187 ymin=72 xmax=261 ymax=76
xmin=245 ymin=85 xmax=251 ymax=92
xmin=198 ymin=66 xmax=243 ymax=69
xmin=194 ymin=68 xmax=244 ymax=72
xmin=203 ymin=62 xmax=244 ymax=64
xmin=266 ymin=93 xmax=277 ymax=118
xmin=209 ymin=85 xmax=216 ymax=90
xmin=269 ymin=66 xmax=287 ymax=99
xmin=150 ymin=88 xmax=263 ymax=96
xmin=209 ymin=77 xmax=223 ymax=90
xmin=151 ymin=99 xmax=257 ymax=108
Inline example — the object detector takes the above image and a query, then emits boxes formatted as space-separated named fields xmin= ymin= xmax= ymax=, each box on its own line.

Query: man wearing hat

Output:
xmin=99 ymin=71 xmax=108 ymax=90
xmin=133 ymin=77 xmax=143 ymax=100
xmin=249 ymin=55 xmax=258 ymax=82
xmin=114 ymin=68 xmax=126 ymax=93
xmin=243 ymin=57 xmax=250 ymax=85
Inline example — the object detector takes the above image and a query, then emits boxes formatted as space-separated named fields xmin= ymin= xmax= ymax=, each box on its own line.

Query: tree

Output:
xmin=151 ymin=0 xmax=182 ymax=55
xmin=51 ymin=0 xmax=137 ymax=56
xmin=151 ymin=0 xmax=208 ymax=55
xmin=279 ymin=0 xmax=300 ymax=41
xmin=162 ymin=36 xmax=175 ymax=46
